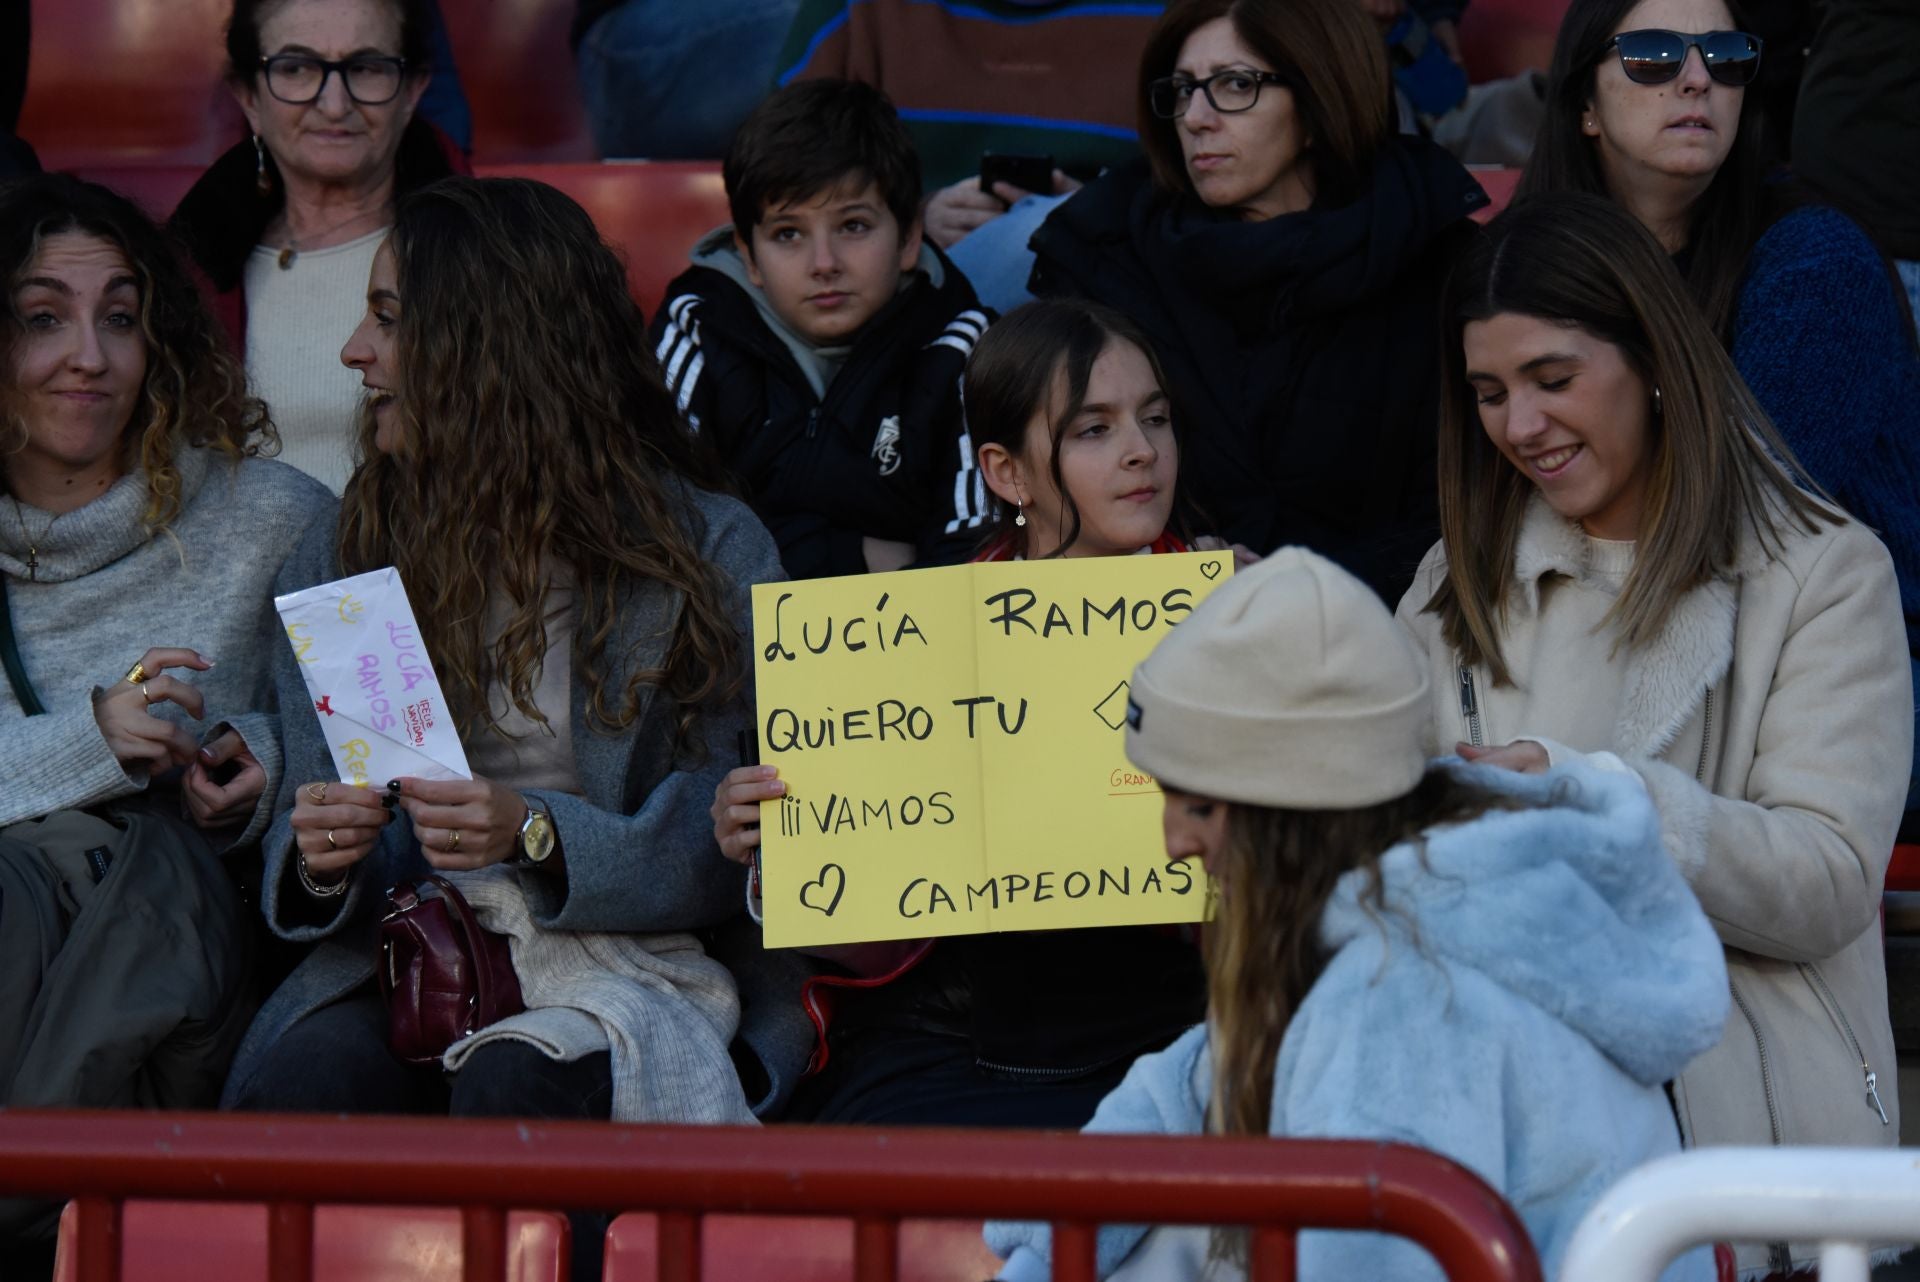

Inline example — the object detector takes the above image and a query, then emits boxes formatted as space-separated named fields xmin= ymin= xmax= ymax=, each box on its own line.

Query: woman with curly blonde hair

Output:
xmin=0 ymin=174 xmax=332 ymax=1262
xmin=225 ymin=178 xmax=785 ymax=1158
xmin=0 ymin=172 xmax=331 ymax=839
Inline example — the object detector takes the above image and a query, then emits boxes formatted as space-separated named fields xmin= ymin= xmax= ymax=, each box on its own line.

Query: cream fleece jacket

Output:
xmin=1396 ymin=494 xmax=1913 ymax=1277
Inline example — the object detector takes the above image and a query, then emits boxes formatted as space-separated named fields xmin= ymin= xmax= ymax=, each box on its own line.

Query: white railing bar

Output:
xmin=1819 ymin=1240 xmax=1872 ymax=1282
xmin=1559 ymin=1148 xmax=1920 ymax=1282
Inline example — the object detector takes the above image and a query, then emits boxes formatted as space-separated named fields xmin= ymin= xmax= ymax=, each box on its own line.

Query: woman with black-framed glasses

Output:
xmin=1519 ymin=0 xmax=1920 ymax=854
xmin=1024 ymin=0 xmax=1487 ymax=607
xmin=166 ymin=0 xmax=468 ymax=498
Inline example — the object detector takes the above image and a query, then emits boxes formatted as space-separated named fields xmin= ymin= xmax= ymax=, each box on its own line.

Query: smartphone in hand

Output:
xmin=980 ymin=152 xmax=1055 ymax=201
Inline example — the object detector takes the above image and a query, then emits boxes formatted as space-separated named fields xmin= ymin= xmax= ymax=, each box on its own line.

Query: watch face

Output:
xmin=523 ymin=811 xmax=556 ymax=863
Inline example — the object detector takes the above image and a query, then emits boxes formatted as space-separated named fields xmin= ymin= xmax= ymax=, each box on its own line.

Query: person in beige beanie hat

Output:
xmin=1125 ymin=546 xmax=1432 ymax=811
xmin=985 ymin=544 xmax=1730 ymax=1282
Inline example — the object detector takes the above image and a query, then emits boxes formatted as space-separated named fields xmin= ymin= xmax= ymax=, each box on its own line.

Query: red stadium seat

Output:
xmin=17 ymin=0 xmax=235 ymax=170
xmin=603 ymin=1213 xmax=1001 ymax=1282
xmin=474 ymin=161 xmax=728 ymax=316
xmin=51 ymin=1200 xmax=568 ymax=1282
xmin=1459 ymin=0 xmax=1570 ymax=82
xmin=1471 ymin=167 xmax=1523 ymax=223
xmin=437 ymin=0 xmax=596 ymax=163
xmin=67 ymin=161 xmax=724 ymax=319
xmin=1888 ymin=845 xmax=1920 ymax=893
xmin=65 ymin=165 xmax=203 ymax=223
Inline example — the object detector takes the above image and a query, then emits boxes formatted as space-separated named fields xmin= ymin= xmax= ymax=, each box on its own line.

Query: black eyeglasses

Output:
xmin=1605 ymin=29 xmax=1763 ymax=86
xmin=1148 ymin=69 xmax=1289 ymax=119
xmin=258 ymin=53 xmax=410 ymax=105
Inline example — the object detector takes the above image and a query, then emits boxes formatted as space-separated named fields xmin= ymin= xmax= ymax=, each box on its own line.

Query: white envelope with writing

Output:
xmin=274 ymin=567 xmax=472 ymax=787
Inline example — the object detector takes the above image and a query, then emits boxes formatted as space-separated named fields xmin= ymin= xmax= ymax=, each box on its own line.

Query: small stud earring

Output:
xmin=253 ymin=134 xmax=272 ymax=195
xmin=1014 ymin=500 xmax=1027 ymax=528
xmin=1652 ymin=385 xmax=1663 ymax=416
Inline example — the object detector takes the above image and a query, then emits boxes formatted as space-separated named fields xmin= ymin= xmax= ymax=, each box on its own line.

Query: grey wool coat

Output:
xmin=220 ymin=484 xmax=820 ymax=1117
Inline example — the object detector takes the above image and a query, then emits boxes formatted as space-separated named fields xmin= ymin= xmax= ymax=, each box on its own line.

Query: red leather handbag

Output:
xmin=378 ymin=875 xmax=525 ymax=1066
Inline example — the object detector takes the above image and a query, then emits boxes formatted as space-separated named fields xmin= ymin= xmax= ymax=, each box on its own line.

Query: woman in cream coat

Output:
xmin=1396 ymin=194 xmax=1911 ymax=1278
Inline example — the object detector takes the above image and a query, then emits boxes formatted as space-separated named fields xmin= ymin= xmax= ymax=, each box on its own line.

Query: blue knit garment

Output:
xmin=1732 ymin=204 xmax=1920 ymax=651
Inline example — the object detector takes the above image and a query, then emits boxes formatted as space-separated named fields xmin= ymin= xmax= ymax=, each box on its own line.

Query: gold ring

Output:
xmin=326 ymin=829 xmax=338 ymax=850
xmin=306 ymin=782 xmax=328 ymax=805
xmin=447 ymin=829 xmax=461 ymax=853
xmin=124 ymin=661 xmax=147 ymax=685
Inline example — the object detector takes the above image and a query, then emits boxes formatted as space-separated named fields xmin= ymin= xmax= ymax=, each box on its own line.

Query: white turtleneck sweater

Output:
xmin=243 ymin=228 xmax=387 ymax=496
xmin=0 ymin=449 xmax=335 ymax=841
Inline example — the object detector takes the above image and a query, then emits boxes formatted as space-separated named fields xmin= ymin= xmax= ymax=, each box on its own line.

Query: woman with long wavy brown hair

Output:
xmin=223 ymin=178 xmax=785 ymax=1163
xmin=986 ymin=547 xmax=1728 ymax=1282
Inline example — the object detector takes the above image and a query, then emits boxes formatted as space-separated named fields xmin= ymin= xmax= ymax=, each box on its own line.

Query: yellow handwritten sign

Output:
xmin=754 ymin=552 xmax=1231 ymax=947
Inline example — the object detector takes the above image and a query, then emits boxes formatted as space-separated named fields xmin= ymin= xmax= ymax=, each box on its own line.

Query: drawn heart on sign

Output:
xmin=800 ymin=863 xmax=846 ymax=916
xmin=1200 ymin=560 xmax=1222 ymax=580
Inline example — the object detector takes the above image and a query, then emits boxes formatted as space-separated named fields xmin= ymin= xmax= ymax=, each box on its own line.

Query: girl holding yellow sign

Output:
xmin=714 ymin=300 xmax=1232 ymax=1126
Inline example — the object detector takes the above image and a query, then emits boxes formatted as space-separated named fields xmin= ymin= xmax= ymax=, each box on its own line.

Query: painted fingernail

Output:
xmin=199 ymin=747 xmax=216 ymax=763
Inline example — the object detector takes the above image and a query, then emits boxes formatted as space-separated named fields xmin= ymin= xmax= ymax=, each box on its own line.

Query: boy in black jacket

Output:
xmin=649 ymin=80 xmax=991 ymax=579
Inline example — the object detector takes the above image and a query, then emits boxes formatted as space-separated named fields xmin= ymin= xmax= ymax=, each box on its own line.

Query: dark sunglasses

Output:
xmin=1605 ymin=29 xmax=1763 ymax=86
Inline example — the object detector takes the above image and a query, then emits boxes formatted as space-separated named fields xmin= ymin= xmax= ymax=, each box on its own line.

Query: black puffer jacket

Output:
xmin=650 ymin=234 xmax=991 ymax=580
xmin=1029 ymin=138 xmax=1486 ymax=603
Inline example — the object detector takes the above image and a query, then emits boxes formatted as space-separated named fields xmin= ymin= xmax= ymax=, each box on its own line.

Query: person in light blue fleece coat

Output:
xmin=987 ymin=548 xmax=1729 ymax=1282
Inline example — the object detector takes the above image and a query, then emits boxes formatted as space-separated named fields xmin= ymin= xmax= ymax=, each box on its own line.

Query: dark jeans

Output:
xmin=230 ymin=986 xmax=612 ymax=1281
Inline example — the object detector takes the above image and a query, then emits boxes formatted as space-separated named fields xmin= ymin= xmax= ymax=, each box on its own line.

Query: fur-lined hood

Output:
xmin=1321 ymin=759 xmax=1728 ymax=1086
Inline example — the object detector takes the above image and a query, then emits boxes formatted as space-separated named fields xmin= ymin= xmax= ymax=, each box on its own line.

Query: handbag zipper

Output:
xmin=1804 ymin=963 xmax=1890 ymax=1126
xmin=1457 ymin=665 xmax=1483 ymax=747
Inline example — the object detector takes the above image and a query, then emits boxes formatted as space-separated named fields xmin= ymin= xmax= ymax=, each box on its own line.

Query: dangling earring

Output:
xmin=254 ymin=134 xmax=273 ymax=196
xmin=1652 ymin=385 xmax=1664 ymax=416
xmin=1014 ymin=499 xmax=1027 ymax=528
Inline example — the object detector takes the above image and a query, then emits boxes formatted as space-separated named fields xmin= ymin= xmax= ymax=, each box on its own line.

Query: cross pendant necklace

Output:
xmin=10 ymin=498 xmax=53 ymax=582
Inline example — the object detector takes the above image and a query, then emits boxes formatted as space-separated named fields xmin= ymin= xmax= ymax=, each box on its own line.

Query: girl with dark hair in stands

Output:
xmin=1398 ymin=193 xmax=1909 ymax=1276
xmin=224 ymin=178 xmax=785 ymax=1155
xmin=1011 ymin=0 xmax=1487 ymax=606
xmin=1520 ymin=0 xmax=1920 ymax=829
xmin=169 ymin=0 xmax=466 ymax=497
xmin=713 ymin=300 xmax=1231 ymax=1128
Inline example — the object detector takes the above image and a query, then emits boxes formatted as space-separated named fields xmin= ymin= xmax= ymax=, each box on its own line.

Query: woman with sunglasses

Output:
xmin=168 ymin=0 xmax=467 ymax=497
xmin=1016 ymin=0 xmax=1486 ymax=606
xmin=1520 ymin=0 xmax=1920 ymax=829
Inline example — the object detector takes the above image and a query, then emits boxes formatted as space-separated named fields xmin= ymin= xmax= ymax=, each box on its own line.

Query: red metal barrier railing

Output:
xmin=0 ymin=1111 xmax=1545 ymax=1282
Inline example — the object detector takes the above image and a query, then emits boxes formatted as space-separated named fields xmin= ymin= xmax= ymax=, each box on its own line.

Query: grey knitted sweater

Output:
xmin=0 ymin=447 xmax=336 ymax=841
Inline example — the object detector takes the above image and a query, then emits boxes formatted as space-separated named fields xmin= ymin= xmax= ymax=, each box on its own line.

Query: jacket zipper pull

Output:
xmin=1866 ymin=1067 xmax=1891 ymax=1125
xmin=805 ymin=406 xmax=819 ymax=439
xmin=1456 ymin=666 xmax=1482 ymax=747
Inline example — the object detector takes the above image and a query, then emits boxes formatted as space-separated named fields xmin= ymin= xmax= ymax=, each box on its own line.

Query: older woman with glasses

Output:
xmin=169 ymin=0 xmax=466 ymax=496
xmin=1011 ymin=0 xmax=1486 ymax=606
xmin=1519 ymin=0 xmax=1920 ymax=839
